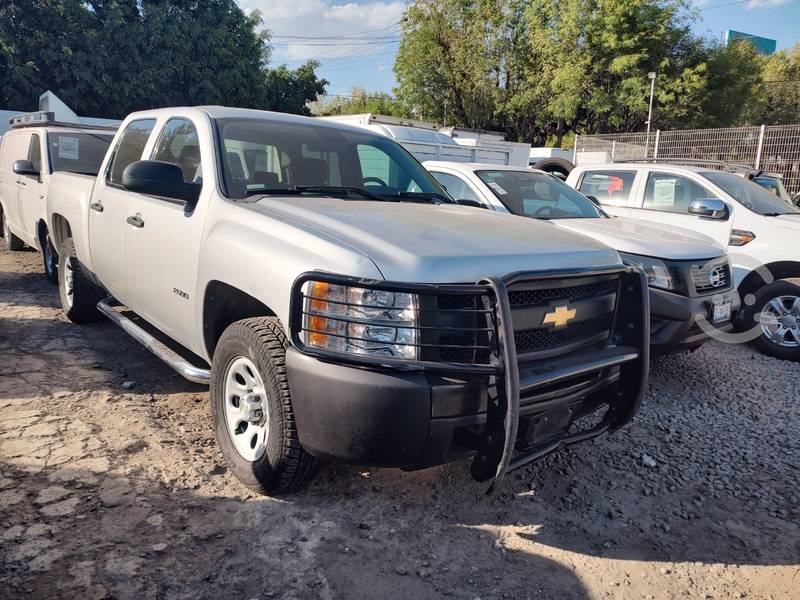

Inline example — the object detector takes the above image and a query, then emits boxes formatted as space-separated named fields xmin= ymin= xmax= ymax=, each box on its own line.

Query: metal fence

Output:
xmin=574 ymin=124 xmax=800 ymax=195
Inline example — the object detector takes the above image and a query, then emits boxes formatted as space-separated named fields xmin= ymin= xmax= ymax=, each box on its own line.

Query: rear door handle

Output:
xmin=90 ymin=202 xmax=104 ymax=213
xmin=126 ymin=215 xmax=144 ymax=228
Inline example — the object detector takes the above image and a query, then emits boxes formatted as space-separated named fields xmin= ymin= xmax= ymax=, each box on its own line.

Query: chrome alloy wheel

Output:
xmin=759 ymin=295 xmax=800 ymax=348
xmin=223 ymin=356 xmax=269 ymax=461
xmin=63 ymin=256 xmax=75 ymax=308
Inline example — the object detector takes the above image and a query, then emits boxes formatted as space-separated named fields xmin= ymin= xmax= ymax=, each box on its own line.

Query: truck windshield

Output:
xmin=751 ymin=176 xmax=789 ymax=203
xmin=215 ymin=117 xmax=449 ymax=202
xmin=48 ymin=132 xmax=114 ymax=175
xmin=701 ymin=171 xmax=799 ymax=216
xmin=476 ymin=170 xmax=605 ymax=219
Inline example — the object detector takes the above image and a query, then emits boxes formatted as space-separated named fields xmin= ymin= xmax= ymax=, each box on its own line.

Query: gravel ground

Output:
xmin=1 ymin=246 xmax=799 ymax=600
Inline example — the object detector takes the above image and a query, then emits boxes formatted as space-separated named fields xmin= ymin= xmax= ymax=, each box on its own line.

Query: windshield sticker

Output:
xmin=57 ymin=137 xmax=80 ymax=160
xmin=652 ymin=178 xmax=676 ymax=207
xmin=487 ymin=181 xmax=508 ymax=195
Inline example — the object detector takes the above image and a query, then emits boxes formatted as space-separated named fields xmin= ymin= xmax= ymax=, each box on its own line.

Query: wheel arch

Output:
xmin=738 ymin=260 xmax=800 ymax=301
xmin=203 ymin=280 xmax=278 ymax=359
xmin=49 ymin=213 xmax=73 ymax=250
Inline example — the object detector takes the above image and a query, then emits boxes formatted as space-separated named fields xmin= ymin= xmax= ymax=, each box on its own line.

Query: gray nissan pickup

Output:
xmin=47 ymin=106 xmax=650 ymax=494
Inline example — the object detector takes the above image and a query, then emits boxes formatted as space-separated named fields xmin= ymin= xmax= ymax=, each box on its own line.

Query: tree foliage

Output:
xmin=394 ymin=0 xmax=795 ymax=144
xmin=309 ymin=87 xmax=408 ymax=117
xmin=0 ymin=0 xmax=327 ymax=118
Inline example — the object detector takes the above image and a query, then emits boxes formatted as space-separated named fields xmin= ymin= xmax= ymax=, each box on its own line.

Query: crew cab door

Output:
xmin=123 ymin=117 xmax=207 ymax=348
xmin=89 ymin=119 xmax=157 ymax=304
xmin=0 ymin=131 xmax=32 ymax=242
xmin=17 ymin=132 xmax=46 ymax=244
xmin=626 ymin=170 xmax=734 ymax=248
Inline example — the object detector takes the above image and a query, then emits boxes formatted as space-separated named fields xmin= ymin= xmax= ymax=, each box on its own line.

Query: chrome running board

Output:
xmin=96 ymin=299 xmax=211 ymax=385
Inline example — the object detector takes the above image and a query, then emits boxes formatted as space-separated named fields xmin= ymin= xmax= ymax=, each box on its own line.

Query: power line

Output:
xmin=699 ymin=0 xmax=752 ymax=11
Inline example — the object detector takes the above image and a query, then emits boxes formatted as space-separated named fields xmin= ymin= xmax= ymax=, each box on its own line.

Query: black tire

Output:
xmin=43 ymin=231 xmax=59 ymax=284
xmin=742 ymin=280 xmax=800 ymax=362
xmin=532 ymin=157 xmax=575 ymax=180
xmin=210 ymin=317 xmax=317 ymax=494
xmin=2 ymin=210 xmax=25 ymax=251
xmin=58 ymin=238 xmax=104 ymax=324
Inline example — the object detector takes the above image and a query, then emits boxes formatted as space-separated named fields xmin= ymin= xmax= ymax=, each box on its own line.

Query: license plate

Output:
xmin=711 ymin=300 xmax=732 ymax=324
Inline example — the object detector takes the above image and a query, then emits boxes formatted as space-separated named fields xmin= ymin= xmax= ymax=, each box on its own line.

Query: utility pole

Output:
xmin=645 ymin=72 xmax=656 ymax=157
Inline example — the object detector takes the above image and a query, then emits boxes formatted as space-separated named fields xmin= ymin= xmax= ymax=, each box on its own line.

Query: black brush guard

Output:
xmin=289 ymin=266 xmax=650 ymax=486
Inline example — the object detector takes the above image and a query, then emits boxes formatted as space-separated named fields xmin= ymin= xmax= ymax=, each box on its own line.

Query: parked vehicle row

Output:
xmin=1 ymin=107 xmax=796 ymax=497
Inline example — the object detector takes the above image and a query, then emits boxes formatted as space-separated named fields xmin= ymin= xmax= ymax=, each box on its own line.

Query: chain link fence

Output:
xmin=574 ymin=125 xmax=800 ymax=195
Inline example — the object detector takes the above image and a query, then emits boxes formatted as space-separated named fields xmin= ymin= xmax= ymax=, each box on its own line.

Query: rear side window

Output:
xmin=108 ymin=119 xmax=157 ymax=185
xmin=48 ymin=132 xmax=114 ymax=175
xmin=578 ymin=170 xmax=636 ymax=206
xmin=152 ymin=118 xmax=202 ymax=184
xmin=643 ymin=172 xmax=716 ymax=214
xmin=0 ymin=132 xmax=32 ymax=171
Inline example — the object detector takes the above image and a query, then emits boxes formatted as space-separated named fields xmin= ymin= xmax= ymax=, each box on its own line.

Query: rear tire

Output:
xmin=2 ymin=211 xmax=25 ymax=251
xmin=743 ymin=280 xmax=800 ymax=362
xmin=532 ymin=157 xmax=574 ymax=181
xmin=43 ymin=232 xmax=59 ymax=284
xmin=210 ymin=317 xmax=317 ymax=495
xmin=58 ymin=238 xmax=104 ymax=324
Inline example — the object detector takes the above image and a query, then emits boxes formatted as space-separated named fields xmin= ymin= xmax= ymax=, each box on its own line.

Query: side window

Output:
xmin=27 ymin=134 xmax=42 ymax=174
xmin=0 ymin=133 xmax=32 ymax=172
xmin=431 ymin=172 xmax=482 ymax=204
xmin=356 ymin=144 xmax=420 ymax=192
xmin=643 ymin=172 xmax=716 ymax=214
xmin=578 ymin=170 xmax=636 ymax=206
xmin=108 ymin=119 xmax=157 ymax=185
xmin=152 ymin=118 xmax=202 ymax=184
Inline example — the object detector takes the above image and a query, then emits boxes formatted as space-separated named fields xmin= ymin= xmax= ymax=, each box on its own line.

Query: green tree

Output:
xmin=0 ymin=0 xmax=327 ymax=118
xmin=310 ymin=87 xmax=408 ymax=117
xmin=749 ymin=43 xmax=800 ymax=125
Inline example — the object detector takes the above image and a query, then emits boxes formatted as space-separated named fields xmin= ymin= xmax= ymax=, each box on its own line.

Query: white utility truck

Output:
xmin=567 ymin=163 xmax=800 ymax=361
xmin=425 ymin=162 xmax=739 ymax=355
xmin=0 ymin=111 xmax=116 ymax=281
xmin=47 ymin=106 xmax=650 ymax=494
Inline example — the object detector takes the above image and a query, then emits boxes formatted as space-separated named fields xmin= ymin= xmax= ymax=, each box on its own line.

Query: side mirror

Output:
xmin=793 ymin=192 xmax=800 ymax=207
xmin=122 ymin=160 xmax=200 ymax=205
xmin=13 ymin=159 xmax=39 ymax=178
xmin=456 ymin=198 xmax=486 ymax=209
xmin=688 ymin=198 xmax=727 ymax=220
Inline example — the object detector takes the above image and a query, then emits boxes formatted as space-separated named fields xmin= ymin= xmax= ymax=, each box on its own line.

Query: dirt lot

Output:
xmin=1 ymin=246 xmax=799 ymax=600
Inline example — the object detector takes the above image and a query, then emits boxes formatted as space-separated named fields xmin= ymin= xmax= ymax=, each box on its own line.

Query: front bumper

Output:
xmin=287 ymin=268 xmax=650 ymax=484
xmin=649 ymin=287 xmax=740 ymax=354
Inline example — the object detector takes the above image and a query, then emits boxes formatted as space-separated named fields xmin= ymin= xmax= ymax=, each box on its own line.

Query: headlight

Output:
xmin=302 ymin=281 xmax=419 ymax=359
xmin=619 ymin=252 xmax=674 ymax=291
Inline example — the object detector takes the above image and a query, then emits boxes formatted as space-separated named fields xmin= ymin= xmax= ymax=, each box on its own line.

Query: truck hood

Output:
xmin=246 ymin=197 xmax=621 ymax=282
xmin=553 ymin=216 xmax=725 ymax=260
xmin=771 ymin=213 xmax=800 ymax=232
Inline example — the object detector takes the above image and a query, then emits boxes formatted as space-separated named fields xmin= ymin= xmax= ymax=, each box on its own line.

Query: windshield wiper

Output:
xmin=386 ymin=191 xmax=456 ymax=204
xmin=242 ymin=185 xmax=385 ymax=201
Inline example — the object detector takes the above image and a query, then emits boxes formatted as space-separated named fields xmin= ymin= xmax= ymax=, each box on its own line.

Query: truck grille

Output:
xmin=508 ymin=279 xmax=617 ymax=307
xmin=515 ymin=312 xmax=614 ymax=354
xmin=690 ymin=262 xmax=731 ymax=293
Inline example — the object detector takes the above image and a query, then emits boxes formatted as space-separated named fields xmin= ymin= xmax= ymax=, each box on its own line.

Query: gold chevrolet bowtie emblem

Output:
xmin=542 ymin=305 xmax=577 ymax=328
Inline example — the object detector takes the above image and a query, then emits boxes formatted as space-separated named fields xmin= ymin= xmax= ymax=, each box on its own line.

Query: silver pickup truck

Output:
xmin=47 ymin=106 xmax=650 ymax=494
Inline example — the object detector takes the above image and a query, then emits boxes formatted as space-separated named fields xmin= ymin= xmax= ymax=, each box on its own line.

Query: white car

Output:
xmin=424 ymin=161 xmax=739 ymax=355
xmin=0 ymin=112 xmax=116 ymax=282
xmin=566 ymin=163 xmax=800 ymax=361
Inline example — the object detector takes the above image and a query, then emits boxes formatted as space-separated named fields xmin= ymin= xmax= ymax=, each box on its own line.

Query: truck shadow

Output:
xmin=1 ymin=462 xmax=591 ymax=600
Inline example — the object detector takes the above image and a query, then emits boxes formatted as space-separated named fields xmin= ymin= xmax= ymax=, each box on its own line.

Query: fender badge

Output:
xmin=542 ymin=305 xmax=577 ymax=328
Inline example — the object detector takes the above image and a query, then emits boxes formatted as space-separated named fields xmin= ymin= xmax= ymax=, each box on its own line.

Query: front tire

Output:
xmin=43 ymin=232 xmax=59 ymax=284
xmin=58 ymin=238 xmax=104 ymax=324
xmin=2 ymin=211 xmax=25 ymax=251
xmin=744 ymin=280 xmax=800 ymax=362
xmin=210 ymin=317 xmax=317 ymax=494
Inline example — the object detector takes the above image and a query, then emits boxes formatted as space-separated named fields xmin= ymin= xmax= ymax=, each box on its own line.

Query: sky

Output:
xmin=239 ymin=0 xmax=800 ymax=97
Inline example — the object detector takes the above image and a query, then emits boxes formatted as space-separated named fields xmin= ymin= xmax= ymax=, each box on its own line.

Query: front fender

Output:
xmin=47 ymin=173 xmax=96 ymax=274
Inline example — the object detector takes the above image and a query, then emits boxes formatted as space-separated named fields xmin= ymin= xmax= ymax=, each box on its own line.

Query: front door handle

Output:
xmin=90 ymin=202 xmax=104 ymax=213
xmin=126 ymin=215 xmax=144 ymax=228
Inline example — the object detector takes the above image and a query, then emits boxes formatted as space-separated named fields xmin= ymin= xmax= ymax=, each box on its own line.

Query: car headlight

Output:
xmin=302 ymin=281 xmax=419 ymax=359
xmin=619 ymin=252 xmax=674 ymax=291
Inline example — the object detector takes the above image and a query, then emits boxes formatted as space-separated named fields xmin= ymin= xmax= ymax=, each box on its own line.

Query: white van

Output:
xmin=566 ymin=163 xmax=800 ymax=361
xmin=0 ymin=112 xmax=116 ymax=281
